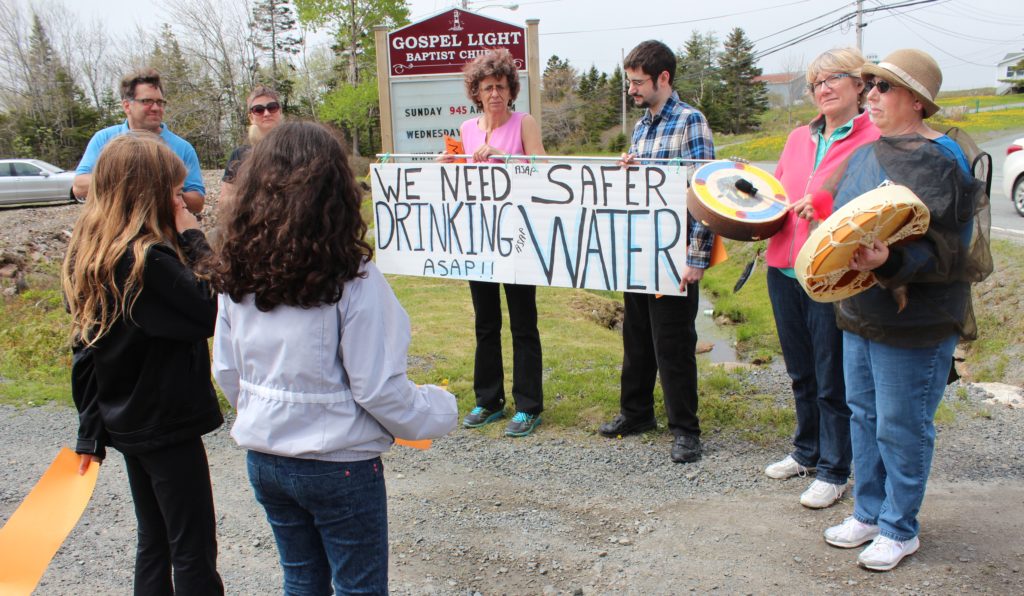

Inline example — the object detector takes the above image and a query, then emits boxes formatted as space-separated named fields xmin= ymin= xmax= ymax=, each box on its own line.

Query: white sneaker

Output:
xmin=800 ymin=479 xmax=847 ymax=509
xmin=858 ymin=535 xmax=920 ymax=571
xmin=764 ymin=454 xmax=814 ymax=479
xmin=824 ymin=516 xmax=880 ymax=548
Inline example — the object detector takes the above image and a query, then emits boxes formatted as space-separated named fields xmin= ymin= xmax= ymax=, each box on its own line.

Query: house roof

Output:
xmin=999 ymin=52 xmax=1024 ymax=65
xmin=754 ymin=72 xmax=803 ymax=84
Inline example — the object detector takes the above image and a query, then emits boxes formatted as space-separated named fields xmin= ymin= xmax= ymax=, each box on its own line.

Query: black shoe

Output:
xmin=671 ymin=434 xmax=702 ymax=463
xmin=598 ymin=414 xmax=657 ymax=438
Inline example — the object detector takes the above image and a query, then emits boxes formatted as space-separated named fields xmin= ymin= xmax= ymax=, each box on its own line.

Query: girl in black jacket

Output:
xmin=62 ymin=133 xmax=224 ymax=595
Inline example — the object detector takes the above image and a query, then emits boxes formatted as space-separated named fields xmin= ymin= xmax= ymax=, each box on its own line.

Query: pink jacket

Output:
xmin=767 ymin=110 xmax=880 ymax=269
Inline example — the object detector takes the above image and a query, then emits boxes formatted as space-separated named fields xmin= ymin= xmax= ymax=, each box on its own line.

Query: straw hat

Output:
xmin=862 ymin=49 xmax=943 ymax=118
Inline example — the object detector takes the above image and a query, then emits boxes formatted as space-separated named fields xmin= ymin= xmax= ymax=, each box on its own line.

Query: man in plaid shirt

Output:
xmin=598 ymin=40 xmax=716 ymax=464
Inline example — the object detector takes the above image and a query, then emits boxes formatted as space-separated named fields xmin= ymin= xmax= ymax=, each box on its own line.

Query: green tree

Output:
xmin=320 ymin=77 xmax=379 ymax=155
xmin=717 ymin=27 xmax=768 ymax=134
xmin=676 ymin=31 xmax=725 ymax=130
xmin=542 ymin=55 xmax=576 ymax=102
xmin=8 ymin=15 xmax=99 ymax=167
xmin=294 ymin=0 xmax=409 ymax=86
xmin=251 ymin=0 xmax=303 ymax=87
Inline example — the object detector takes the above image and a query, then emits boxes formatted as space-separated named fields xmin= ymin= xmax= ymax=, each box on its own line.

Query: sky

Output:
xmin=71 ymin=0 xmax=1024 ymax=92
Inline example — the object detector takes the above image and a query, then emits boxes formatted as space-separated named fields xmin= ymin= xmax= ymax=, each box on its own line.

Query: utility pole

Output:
xmin=621 ymin=48 xmax=627 ymax=135
xmin=856 ymin=0 xmax=864 ymax=52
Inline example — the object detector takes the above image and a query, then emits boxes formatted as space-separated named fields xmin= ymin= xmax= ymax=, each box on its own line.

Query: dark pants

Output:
xmin=122 ymin=437 xmax=223 ymax=596
xmin=620 ymin=285 xmax=701 ymax=437
xmin=767 ymin=267 xmax=851 ymax=484
xmin=248 ymin=452 xmax=388 ymax=596
xmin=469 ymin=281 xmax=544 ymax=415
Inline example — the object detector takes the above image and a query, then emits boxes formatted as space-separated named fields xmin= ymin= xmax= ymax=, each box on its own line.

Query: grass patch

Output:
xmin=964 ymin=239 xmax=1024 ymax=384
xmin=0 ymin=265 xmax=72 ymax=406
xmin=931 ymin=108 xmax=1024 ymax=136
xmin=936 ymin=94 xmax=1024 ymax=109
xmin=700 ymin=240 xmax=779 ymax=362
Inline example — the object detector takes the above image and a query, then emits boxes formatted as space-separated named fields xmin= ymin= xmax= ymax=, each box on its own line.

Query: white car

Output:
xmin=1004 ymin=138 xmax=1024 ymax=217
xmin=0 ymin=158 xmax=80 ymax=206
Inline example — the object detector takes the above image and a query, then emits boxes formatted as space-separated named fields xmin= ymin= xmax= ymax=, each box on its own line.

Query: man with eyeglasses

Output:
xmin=73 ymin=68 xmax=205 ymax=212
xmin=597 ymin=40 xmax=715 ymax=464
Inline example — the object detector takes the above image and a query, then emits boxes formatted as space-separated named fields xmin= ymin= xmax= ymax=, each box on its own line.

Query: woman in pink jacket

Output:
xmin=763 ymin=48 xmax=880 ymax=509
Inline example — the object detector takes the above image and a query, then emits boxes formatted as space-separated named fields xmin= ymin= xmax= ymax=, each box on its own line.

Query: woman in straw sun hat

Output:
xmin=820 ymin=48 xmax=992 ymax=571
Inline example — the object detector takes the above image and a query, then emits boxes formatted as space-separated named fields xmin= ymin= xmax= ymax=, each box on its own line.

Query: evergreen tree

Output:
xmin=542 ymin=55 xmax=576 ymax=102
xmin=676 ymin=31 xmax=726 ymax=130
xmin=10 ymin=15 xmax=99 ymax=167
xmin=717 ymin=27 xmax=768 ymax=134
xmin=251 ymin=0 xmax=303 ymax=86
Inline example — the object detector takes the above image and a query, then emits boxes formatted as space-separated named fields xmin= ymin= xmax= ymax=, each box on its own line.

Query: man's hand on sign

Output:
xmin=618 ymin=153 xmax=637 ymax=167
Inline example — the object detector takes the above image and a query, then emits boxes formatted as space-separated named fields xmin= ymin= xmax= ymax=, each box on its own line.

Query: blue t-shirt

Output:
xmin=933 ymin=135 xmax=971 ymax=177
xmin=75 ymin=122 xmax=206 ymax=196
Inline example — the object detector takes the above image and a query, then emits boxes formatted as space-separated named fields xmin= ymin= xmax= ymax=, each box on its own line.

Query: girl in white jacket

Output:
xmin=210 ymin=121 xmax=458 ymax=595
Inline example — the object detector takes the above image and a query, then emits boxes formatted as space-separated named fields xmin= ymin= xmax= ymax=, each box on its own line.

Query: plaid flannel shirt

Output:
xmin=630 ymin=91 xmax=716 ymax=269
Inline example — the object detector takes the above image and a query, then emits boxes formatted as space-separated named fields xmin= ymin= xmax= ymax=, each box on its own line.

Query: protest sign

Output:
xmin=371 ymin=162 xmax=691 ymax=296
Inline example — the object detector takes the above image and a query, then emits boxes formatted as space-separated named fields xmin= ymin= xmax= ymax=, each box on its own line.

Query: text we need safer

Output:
xmin=371 ymin=162 xmax=692 ymax=296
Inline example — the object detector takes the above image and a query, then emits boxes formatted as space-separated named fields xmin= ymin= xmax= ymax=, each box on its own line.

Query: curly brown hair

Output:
xmin=463 ymin=48 xmax=520 ymax=110
xmin=210 ymin=121 xmax=372 ymax=311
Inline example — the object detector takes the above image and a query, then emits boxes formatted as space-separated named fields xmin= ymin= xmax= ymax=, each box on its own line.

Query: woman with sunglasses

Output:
xmin=219 ymin=85 xmax=284 ymax=208
xmin=763 ymin=48 xmax=879 ymax=510
xmin=821 ymin=49 xmax=991 ymax=571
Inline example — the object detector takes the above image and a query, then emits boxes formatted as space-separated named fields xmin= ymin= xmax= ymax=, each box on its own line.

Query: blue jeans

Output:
xmin=767 ymin=268 xmax=851 ymax=484
xmin=247 ymin=451 xmax=388 ymax=596
xmin=843 ymin=332 xmax=957 ymax=541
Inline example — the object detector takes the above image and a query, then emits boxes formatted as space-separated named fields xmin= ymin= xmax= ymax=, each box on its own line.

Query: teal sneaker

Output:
xmin=463 ymin=406 xmax=505 ymax=429
xmin=505 ymin=411 xmax=541 ymax=437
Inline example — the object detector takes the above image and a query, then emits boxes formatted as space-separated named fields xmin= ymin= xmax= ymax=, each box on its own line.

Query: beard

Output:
xmin=629 ymin=78 xmax=660 ymax=110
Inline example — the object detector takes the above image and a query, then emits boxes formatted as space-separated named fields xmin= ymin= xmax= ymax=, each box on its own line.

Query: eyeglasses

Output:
xmin=808 ymin=73 xmax=853 ymax=93
xmin=131 ymin=98 xmax=168 ymax=108
xmin=480 ymin=83 xmax=508 ymax=96
xmin=863 ymin=80 xmax=896 ymax=94
xmin=250 ymin=102 xmax=281 ymax=115
xmin=627 ymin=77 xmax=651 ymax=88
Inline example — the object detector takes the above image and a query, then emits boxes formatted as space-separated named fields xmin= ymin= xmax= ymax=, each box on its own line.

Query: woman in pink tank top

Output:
xmin=454 ymin=49 xmax=547 ymax=438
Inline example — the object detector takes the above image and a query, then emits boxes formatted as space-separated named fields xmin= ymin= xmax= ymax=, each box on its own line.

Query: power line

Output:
xmin=539 ymin=0 xmax=816 ymax=36
xmin=752 ymin=0 xmax=944 ymax=59
xmin=751 ymin=3 xmax=851 ymax=44
xmin=870 ymin=0 xmax=1022 ymax=67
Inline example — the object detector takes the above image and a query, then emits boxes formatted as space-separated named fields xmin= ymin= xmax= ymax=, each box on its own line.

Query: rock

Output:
xmin=975 ymin=382 xmax=1024 ymax=409
xmin=0 ymin=263 xmax=18 ymax=278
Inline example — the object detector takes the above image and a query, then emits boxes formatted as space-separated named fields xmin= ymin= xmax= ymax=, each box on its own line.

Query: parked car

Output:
xmin=0 ymin=159 xmax=80 ymax=206
xmin=1005 ymin=138 xmax=1024 ymax=217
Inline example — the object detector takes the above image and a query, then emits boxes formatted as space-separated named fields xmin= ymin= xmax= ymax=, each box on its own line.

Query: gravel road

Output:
xmin=2 ymin=178 xmax=1024 ymax=595
xmin=2 ymin=373 xmax=1022 ymax=595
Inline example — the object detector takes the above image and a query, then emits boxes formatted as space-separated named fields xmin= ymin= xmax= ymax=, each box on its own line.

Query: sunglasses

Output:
xmin=863 ymin=80 xmax=896 ymax=94
xmin=249 ymin=102 xmax=281 ymax=115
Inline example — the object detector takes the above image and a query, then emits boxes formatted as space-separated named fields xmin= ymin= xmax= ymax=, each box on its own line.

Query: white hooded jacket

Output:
xmin=213 ymin=261 xmax=458 ymax=462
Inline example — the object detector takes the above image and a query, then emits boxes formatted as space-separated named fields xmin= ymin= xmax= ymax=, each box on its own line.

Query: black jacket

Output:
xmin=72 ymin=230 xmax=223 ymax=458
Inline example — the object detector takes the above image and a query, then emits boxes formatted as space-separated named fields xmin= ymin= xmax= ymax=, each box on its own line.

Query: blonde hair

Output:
xmin=62 ymin=133 xmax=187 ymax=346
xmin=806 ymin=47 xmax=869 ymax=86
